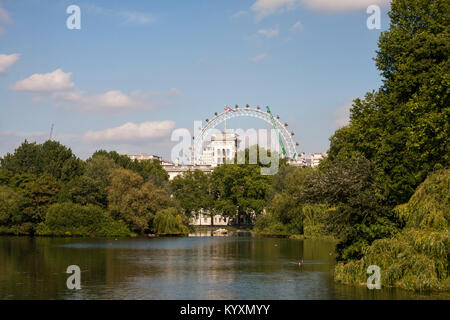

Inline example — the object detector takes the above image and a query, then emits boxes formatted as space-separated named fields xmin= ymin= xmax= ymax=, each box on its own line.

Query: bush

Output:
xmin=37 ymin=202 xmax=132 ymax=237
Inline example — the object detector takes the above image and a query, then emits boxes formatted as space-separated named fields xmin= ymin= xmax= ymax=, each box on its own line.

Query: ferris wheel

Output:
xmin=193 ymin=105 xmax=299 ymax=164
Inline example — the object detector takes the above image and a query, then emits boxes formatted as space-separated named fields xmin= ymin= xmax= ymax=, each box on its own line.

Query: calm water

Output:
xmin=0 ymin=235 xmax=447 ymax=300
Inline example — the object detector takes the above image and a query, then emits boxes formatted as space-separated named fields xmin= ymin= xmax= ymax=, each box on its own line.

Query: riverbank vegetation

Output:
xmin=335 ymin=169 xmax=449 ymax=291
xmin=326 ymin=0 xmax=449 ymax=291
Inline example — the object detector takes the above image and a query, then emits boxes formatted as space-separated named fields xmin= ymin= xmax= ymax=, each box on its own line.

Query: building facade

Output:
xmin=198 ymin=133 xmax=239 ymax=167
xmin=310 ymin=152 xmax=325 ymax=168
xmin=128 ymin=153 xmax=161 ymax=161
xmin=190 ymin=210 xmax=230 ymax=226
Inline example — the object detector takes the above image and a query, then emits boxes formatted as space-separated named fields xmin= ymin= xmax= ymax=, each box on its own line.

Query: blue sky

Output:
xmin=0 ymin=0 xmax=390 ymax=160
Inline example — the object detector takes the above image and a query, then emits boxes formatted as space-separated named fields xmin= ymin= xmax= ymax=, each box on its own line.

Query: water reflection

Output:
xmin=0 ymin=236 xmax=446 ymax=300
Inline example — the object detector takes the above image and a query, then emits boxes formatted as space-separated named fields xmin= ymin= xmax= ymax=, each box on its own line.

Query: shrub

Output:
xmin=37 ymin=202 xmax=132 ymax=237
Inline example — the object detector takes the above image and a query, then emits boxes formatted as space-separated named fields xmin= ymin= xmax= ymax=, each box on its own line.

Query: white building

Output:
xmin=162 ymin=163 xmax=213 ymax=180
xmin=310 ymin=152 xmax=325 ymax=168
xmin=190 ymin=210 xmax=230 ymax=226
xmin=128 ymin=153 xmax=161 ymax=161
xmin=198 ymin=133 xmax=239 ymax=167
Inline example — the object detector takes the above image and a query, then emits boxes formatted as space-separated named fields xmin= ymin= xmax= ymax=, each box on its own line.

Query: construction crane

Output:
xmin=266 ymin=106 xmax=288 ymax=158
xmin=49 ymin=124 xmax=54 ymax=141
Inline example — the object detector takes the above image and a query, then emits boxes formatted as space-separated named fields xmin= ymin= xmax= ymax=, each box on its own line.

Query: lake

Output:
xmin=0 ymin=235 xmax=446 ymax=300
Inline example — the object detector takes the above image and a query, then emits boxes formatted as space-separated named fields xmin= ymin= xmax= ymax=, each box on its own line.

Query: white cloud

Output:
xmin=83 ymin=121 xmax=175 ymax=143
xmin=251 ymin=0 xmax=300 ymax=21
xmin=0 ymin=53 xmax=19 ymax=73
xmin=257 ymin=26 xmax=280 ymax=38
xmin=10 ymin=69 xmax=75 ymax=92
xmin=0 ymin=6 xmax=12 ymax=23
xmin=303 ymin=0 xmax=390 ymax=12
xmin=231 ymin=10 xmax=248 ymax=19
xmin=118 ymin=11 xmax=155 ymax=25
xmin=10 ymin=68 xmax=180 ymax=113
xmin=55 ymin=90 xmax=147 ymax=110
xmin=250 ymin=53 xmax=268 ymax=63
xmin=86 ymin=4 xmax=155 ymax=25
xmin=290 ymin=21 xmax=303 ymax=32
xmin=53 ymin=88 xmax=180 ymax=113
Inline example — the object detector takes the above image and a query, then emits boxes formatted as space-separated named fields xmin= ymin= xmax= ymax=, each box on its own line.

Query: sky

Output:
xmin=0 ymin=0 xmax=391 ymax=160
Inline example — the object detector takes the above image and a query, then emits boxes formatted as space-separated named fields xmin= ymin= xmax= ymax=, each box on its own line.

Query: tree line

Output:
xmin=0 ymin=142 xmax=187 ymax=237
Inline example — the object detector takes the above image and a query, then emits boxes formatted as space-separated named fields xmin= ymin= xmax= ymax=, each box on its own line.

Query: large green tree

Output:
xmin=211 ymin=164 xmax=272 ymax=226
xmin=91 ymin=150 xmax=169 ymax=187
xmin=170 ymin=169 xmax=215 ymax=224
xmin=305 ymin=154 xmax=400 ymax=260
xmin=328 ymin=0 xmax=449 ymax=205
xmin=19 ymin=174 xmax=61 ymax=232
xmin=58 ymin=176 xmax=107 ymax=208
xmin=264 ymin=165 xmax=314 ymax=234
xmin=84 ymin=154 xmax=118 ymax=186
xmin=107 ymin=168 xmax=170 ymax=233
xmin=0 ymin=140 xmax=84 ymax=182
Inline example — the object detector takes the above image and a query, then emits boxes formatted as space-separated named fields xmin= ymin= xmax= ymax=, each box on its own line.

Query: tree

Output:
xmin=0 ymin=186 xmax=28 ymax=235
xmin=328 ymin=0 xmax=449 ymax=205
xmin=153 ymin=208 xmax=189 ymax=235
xmin=91 ymin=150 xmax=169 ymax=186
xmin=0 ymin=140 xmax=41 ymax=175
xmin=305 ymin=154 xmax=400 ymax=260
xmin=0 ymin=140 xmax=84 ymax=181
xmin=58 ymin=176 xmax=107 ymax=208
xmin=335 ymin=169 xmax=450 ymax=291
xmin=170 ymin=170 xmax=214 ymax=223
xmin=84 ymin=155 xmax=118 ymax=186
xmin=265 ymin=166 xmax=314 ymax=234
xmin=211 ymin=163 xmax=271 ymax=226
xmin=8 ymin=173 xmax=37 ymax=190
xmin=129 ymin=159 xmax=169 ymax=188
xmin=0 ymin=169 xmax=13 ymax=186
xmin=107 ymin=168 xmax=170 ymax=233
xmin=21 ymin=174 xmax=61 ymax=225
